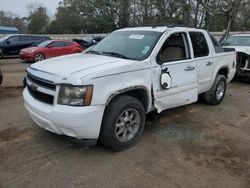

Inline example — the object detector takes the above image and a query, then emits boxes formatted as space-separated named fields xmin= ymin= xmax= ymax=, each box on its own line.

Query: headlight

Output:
xmin=28 ymin=50 xmax=35 ymax=54
xmin=58 ymin=85 xmax=93 ymax=106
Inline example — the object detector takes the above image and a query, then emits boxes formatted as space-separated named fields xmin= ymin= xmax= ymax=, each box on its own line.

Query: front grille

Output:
xmin=27 ymin=85 xmax=54 ymax=105
xmin=27 ymin=73 xmax=56 ymax=90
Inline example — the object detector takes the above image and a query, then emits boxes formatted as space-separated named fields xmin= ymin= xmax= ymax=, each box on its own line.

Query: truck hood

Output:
xmin=223 ymin=46 xmax=250 ymax=55
xmin=31 ymin=53 xmax=122 ymax=75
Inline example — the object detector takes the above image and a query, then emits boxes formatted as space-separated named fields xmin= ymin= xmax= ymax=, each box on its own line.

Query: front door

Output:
xmin=152 ymin=32 xmax=198 ymax=113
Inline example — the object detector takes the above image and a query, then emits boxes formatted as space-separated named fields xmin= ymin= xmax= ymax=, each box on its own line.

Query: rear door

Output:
xmin=152 ymin=31 xmax=198 ymax=113
xmin=189 ymin=31 xmax=214 ymax=93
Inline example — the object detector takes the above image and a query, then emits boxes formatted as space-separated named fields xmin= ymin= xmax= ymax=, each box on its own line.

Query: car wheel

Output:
xmin=100 ymin=95 xmax=145 ymax=151
xmin=204 ymin=74 xmax=227 ymax=105
xmin=34 ymin=53 xmax=45 ymax=62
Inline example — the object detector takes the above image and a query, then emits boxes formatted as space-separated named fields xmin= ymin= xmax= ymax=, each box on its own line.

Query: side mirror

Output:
xmin=47 ymin=45 xmax=53 ymax=48
xmin=160 ymin=71 xmax=172 ymax=90
xmin=5 ymin=41 xmax=10 ymax=45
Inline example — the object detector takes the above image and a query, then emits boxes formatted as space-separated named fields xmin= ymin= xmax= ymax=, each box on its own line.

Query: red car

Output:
xmin=20 ymin=40 xmax=83 ymax=62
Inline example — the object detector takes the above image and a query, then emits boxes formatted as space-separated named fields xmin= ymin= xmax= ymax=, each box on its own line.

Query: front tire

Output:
xmin=33 ymin=53 xmax=45 ymax=62
xmin=204 ymin=74 xmax=227 ymax=105
xmin=100 ymin=95 xmax=145 ymax=151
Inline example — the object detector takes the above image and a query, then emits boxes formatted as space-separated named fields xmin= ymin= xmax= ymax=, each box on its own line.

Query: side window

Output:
xmin=208 ymin=32 xmax=225 ymax=53
xmin=50 ymin=42 xmax=65 ymax=47
xmin=20 ymin=36 xmax=32 ymax=41
xmin=189 ymin=32 xmax=209 ymax=58
xmin=7 ymin=36 xmax=19 ymax=42
xmin=63 ymin=42 xmax=72 ymax=46
xmin=32 ymin=36 xmax=42 ymax=41
xmin=157 ymin=33 xmax=190 ymax=64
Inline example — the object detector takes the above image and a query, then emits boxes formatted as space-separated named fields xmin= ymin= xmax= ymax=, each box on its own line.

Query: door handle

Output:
xmin=207 ymin=61 xmax=213 ymax=66
xmin=184 ymin=66 xmax=195 ymax=71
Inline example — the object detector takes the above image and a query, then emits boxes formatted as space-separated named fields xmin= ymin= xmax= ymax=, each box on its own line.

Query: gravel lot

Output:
xmin=0 ymin=58 xmax=250 ymax=188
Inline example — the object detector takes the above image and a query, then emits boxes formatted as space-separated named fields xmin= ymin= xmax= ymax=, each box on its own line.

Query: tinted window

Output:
xmin=31 ymin=36 xmax=42 ymax=40
xmin=50 ymin=42 xmax=65 ymax=47
xmin=189 ymin=32 xmax=209 ymax=58
xmin=20 ymin=36 xmax=33 ymax=41
xmin=157 ymin=33 xmax=190 ymax=64
xmin=63 ymin=42 xmax=73 ymax=46
xmin=7 ymin=36 xmax=19 ymax=42
xmin=208 ymin=32 xmax=225 ymax=53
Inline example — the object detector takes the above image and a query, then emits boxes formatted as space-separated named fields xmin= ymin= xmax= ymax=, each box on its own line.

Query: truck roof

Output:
xmin=118 ymin=26 xmax=206 ymax=33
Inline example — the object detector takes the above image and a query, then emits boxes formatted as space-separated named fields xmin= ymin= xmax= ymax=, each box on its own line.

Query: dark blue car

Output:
xmin=0 ymin=34 xmax=51 ymax=58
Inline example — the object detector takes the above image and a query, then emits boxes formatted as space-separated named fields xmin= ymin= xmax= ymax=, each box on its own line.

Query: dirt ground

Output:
xmin=0 ymin=58 xmax=250 ymax=188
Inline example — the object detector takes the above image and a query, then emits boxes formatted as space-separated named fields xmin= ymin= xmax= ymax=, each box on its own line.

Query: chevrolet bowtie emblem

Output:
xmin=30 ymin=83 xmax=38 ymax=91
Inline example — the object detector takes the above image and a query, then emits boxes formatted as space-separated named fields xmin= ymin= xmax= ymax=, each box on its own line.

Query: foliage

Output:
xmin=1 ymin=0 xmax=250 ymax=34
xmin=27 ymin=6 xmax=49 ymax=34
xmin=0 ymin=11 xmax=27 ymax=33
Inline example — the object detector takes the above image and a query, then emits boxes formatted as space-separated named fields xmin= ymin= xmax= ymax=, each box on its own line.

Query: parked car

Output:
xmin=20 ymin=40 xmax=83 ymax=62
xmin=0 ymin=34 xmax=51 ymax=58
xmin=23 ymin=26 xmax=236 ymax=151
xmin=73 ymin=36 xmax=104 ymax=49
xmin=0 ymin=69 xmax=2 ymax=85
xmin=222 ymin=34 xmax=250 ymax=80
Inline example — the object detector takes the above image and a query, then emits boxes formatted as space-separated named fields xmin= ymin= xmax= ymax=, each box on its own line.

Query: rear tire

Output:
xmin=204 ymin=74 xmax=227 ymax=105
xmin=100 ymin=95 xmax=145 ymax=151
xmin=33 ymin=53 xmax=45 ymax=62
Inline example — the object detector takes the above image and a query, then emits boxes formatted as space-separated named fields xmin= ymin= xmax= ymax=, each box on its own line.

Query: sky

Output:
xmin=0 ymin=0 xmax=61 ymax=17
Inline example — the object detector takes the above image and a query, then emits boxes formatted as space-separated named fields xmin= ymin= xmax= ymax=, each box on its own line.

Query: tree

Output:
xmin=0 ymin=11 xmax=27 ymax=33
xmin=27 ymin=6 xmax=49 ymax=34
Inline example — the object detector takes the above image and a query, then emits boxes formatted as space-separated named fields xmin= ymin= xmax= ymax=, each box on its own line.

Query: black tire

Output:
xmin=33 ymin=53 xmax=45 ymax=62
xmin=100 ymin=95 xmax=145 ymax=151
xmin=204 ymin=74 xmax=227 ymax=105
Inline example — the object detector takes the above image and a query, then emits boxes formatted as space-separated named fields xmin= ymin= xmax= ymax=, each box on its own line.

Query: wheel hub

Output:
xmin=115 ymin=108 xmax=140 ymax=143
xmin=216 ymin=81 xmax=225 ymax=100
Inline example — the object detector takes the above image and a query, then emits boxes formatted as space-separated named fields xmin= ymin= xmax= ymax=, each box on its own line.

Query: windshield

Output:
xmin=82 ymin=36 xmax=93 ymax=43
xmin=37 ymin=40 xmax=52 ymax=47
xmin=88 ymin=30 xmax=162 ymax=60
xmin=222 ymin=36 xmax=250 ymax=46
xmin=0 ymin=36 xmax=9 ymax=42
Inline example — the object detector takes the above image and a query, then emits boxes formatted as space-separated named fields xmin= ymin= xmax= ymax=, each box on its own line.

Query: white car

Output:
xmin=23 ymin=26 xmax=236 ymax=151
xmin=222 ymin=34 xmax=250 ymax=79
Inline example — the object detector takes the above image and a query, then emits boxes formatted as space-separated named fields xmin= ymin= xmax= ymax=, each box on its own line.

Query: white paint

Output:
xmin=23 ymin=26 xmax=236 ymax=140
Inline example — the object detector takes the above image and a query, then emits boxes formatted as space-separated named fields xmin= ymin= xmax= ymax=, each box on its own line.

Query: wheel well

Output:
xmin=218 ymin=67 xmax=228 ymax=78
xmin=107 ymin=88 xmax=149 ymax=112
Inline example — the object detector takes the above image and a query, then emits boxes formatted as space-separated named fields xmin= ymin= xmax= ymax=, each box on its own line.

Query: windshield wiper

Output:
xmin=101 ymin=51 xmax=130 ymax=59
xmin=85 ymin=50 xmax=102 ymax=55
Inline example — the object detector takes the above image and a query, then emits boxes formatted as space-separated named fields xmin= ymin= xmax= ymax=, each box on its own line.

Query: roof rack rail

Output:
xmin=131 ymin=23 xmax=201 ymax=29
xmin=167 ymin=24 xmax=199 ymax=29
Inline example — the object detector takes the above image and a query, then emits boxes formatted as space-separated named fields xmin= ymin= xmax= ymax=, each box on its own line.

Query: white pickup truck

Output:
xmin=23 ymin=26 xmax=236 ymax=151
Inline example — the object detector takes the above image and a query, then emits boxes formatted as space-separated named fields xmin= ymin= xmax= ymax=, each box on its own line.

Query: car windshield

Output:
xmin=0 ymin=35 xmax=10 ymax=42
xmin=222 ymin=36 xmax=250 ymax=46
xmin=87 ymin=30 xmax=162 ymax=60
xmin=82 ymin=36 xmax=93 ymax=43
xmin=37 ymin=40 xmax=52 ymax=47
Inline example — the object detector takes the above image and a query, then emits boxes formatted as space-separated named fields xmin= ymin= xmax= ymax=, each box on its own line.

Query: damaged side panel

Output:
xmin=237 ymin=52 xmax=250 ymax=77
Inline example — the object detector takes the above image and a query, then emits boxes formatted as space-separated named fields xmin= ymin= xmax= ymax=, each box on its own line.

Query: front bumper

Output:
xmin=20 ymin=52 xmax=33 ymax=61
xmin=23 ymin=88 xmax=105 ymax=139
